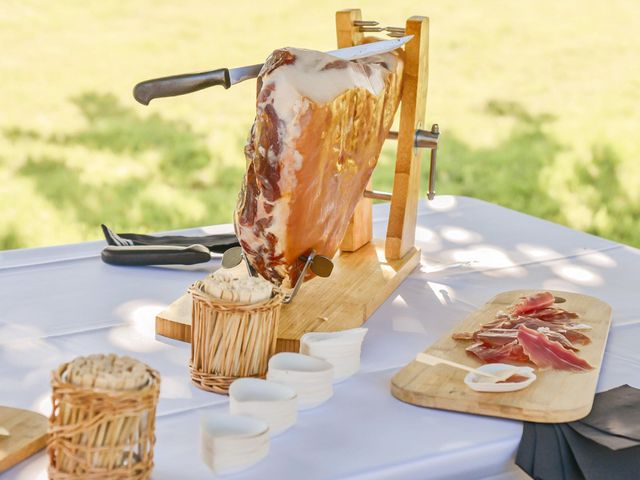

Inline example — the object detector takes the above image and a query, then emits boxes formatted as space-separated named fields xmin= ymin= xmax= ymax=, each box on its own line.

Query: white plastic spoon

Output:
xmin=415 ymin=353 xmax=520 ymax=383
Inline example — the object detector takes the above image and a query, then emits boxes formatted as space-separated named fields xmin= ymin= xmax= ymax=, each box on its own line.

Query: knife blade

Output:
xmin=133 ymin=35 xmax=413 ymax=105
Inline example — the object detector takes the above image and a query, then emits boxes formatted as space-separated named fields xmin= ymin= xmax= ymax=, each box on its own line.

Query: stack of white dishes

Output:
xmin=200 ymin=413 xmax=269 ymax=474
xmin=300 ymin=328 xmax=368 ymax=383
xmin=266 ymin=353 xmax=334 ymax=410
xmin=229 ymin=378 xmax=298 ymax=436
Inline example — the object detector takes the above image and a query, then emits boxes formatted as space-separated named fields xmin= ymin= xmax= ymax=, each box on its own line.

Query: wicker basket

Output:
xmin=48 ymin=356 xmax=160 ymax=480
xmin=189 ymin=285 xmax=283 ymax=394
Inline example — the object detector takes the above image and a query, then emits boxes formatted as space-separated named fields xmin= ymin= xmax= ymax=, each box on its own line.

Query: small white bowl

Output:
xmin=267 ymin=353 xmax=334 ymax=379
xmin=200 ymin=413 xmax=269 ymax=474
xmin=301 ymin=328 xmax=368 ymax=349
xmin=229 ymin=378 xmax=298 ymax=436
xmin=300 ymin=328 xmax=368 ymax=383
xmin=464 ymin=364 xmax=536 ymax=393
xmin=267 ymin=353 xmax=333 ymax=409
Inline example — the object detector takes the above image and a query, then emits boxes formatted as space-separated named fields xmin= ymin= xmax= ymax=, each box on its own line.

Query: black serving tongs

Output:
xmin=101 ymin=244 xmax=218 ymax=266
xmin=100 ymin=224 xmax=238 ymax=266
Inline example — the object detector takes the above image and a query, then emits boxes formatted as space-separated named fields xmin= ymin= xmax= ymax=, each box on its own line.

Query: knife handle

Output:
xmin=101 ymin=245 xmax=212 ymax=266
xmin=133 ymin=68 xmax=231 ymax=105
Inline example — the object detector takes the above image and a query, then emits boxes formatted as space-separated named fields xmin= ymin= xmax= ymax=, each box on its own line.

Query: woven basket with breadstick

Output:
xmin=48 ymin=354 xmax=160 ymax=480
xmin=189 ymin=270 xmax=282 ymax=394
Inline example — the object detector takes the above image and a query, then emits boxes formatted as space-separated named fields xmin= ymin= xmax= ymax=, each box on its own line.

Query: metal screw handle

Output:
xmin=425 ymin=125 xmax=439 ymax=200
xmin=383 ymin=124 xmax=441 ymax=201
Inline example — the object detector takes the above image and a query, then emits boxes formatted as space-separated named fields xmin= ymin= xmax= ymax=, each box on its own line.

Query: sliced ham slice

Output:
xmin=481 ymin=315 xmax=591 ymax=339
xmin=517 ymin=326 xmax=593 ymax=371
xmin=466 ymin=341 xmax=531 ymax=364
xmin=510 ymin=291 xmax=555 ymax=315
xmin=474 ymin=327 xmax=578 ymax=351
xmin=516 ymin=318 xmax=591 ymax=345
xmin=479 ymin=316 xmax=510 ymax=330
xmin=526 ymin=307 xmax=579 ymax=322
xmin=474 ymin=329 xmax=518 ymax=346
xmin=555 ymin=328 xmax=591 ymax=346
xmin=527 ymin=327 xmax=579 ymax=351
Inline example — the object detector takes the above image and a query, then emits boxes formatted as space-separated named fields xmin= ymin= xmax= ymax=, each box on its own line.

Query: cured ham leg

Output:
xmin=517 ymin=326 xmax=593 ymax=371
xmin=235 ymin=45 xmax=404 ymax=287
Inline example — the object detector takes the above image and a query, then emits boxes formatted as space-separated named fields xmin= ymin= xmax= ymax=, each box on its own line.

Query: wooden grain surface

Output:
xmin=335 ymin=8 xmax=363 ymax=47
xmin=276 ymin=241 xmax=420 ymax=352
xmin=156 ymin=240 xmax=420 ymax=352
xmin=155 ymin=293 xmax=191 ymax=343
xmin=391 ymin=290 xmax=612 ymax=423
xmin=385 ymin=16 xmax=429 ymax=261
xmin=337 ymin=8 xmax=373 ymax=253
xmin=340 ymin=179 xmax=373 ymax=253
xmin=0 ymin=406 xmax=48 ymax=473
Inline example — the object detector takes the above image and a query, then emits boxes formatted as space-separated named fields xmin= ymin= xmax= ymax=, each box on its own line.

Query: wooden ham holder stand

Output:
xmin=156 ymin=9 xmax=436 ymax=353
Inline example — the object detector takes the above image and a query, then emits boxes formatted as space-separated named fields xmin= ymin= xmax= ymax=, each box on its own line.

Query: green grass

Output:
xmin=2 ymin=0 xmax=639 ymax=250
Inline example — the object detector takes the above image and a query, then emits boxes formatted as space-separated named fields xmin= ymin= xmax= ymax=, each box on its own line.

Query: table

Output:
xmin=1 ymin=196 xmax=638 ymax=479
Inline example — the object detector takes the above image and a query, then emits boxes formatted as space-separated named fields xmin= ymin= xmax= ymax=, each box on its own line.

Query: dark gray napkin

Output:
xmin=531 ymin=422 xmax=560 ymax=479
xmin=517 ymin=422 xmax=583 ymax=480
xmin=552 ymin=425 xmax=582 ymax=480
xmin=516 ymin=385 xmax=640 ymax=480
xmin=568 ymin=421 xmax=639 ymax=450
xmin=574 ymin=384 xmax=640 ymax=444
xmin=515 ymin=420 xmax=536 ymax=475
xmin=559 ymin=424 xmax=640 ymax=480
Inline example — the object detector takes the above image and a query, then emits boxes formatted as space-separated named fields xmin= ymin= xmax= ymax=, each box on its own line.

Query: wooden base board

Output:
xmin=391 ymin=290 xmax=612 ymax=423
xmin=155 ymin=293 xmax=191 ymax=343
xmin=155 ymin=240 xmax=421 ymax=352
xmin=0 ymin=406 xmax=48 ymax=473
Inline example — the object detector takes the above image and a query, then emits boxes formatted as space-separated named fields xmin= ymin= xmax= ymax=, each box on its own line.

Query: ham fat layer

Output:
xmin=516 ymin=326 xmax=594 ymax=371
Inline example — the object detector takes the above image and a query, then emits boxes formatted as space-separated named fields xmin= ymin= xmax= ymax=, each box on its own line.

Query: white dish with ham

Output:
xmin=464 ymin=364 xmax=537 ymax=393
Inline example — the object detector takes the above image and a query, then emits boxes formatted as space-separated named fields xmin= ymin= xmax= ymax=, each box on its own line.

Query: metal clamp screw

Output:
xmin=384 ymin=124 xmax=441 ymax=201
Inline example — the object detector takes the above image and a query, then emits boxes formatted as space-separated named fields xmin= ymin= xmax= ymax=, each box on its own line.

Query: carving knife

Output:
xmin=133 ymin=35 xmax=413 ymax=105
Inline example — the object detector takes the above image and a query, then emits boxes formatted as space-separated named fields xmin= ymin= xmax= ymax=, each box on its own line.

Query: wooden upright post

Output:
xmin=385 ymin=17 xmax=429 ymax=261
xmin=336 ymin=9 xmax=373 ymax=252
xmin=335 ymin=8 xmax=363 ymax=47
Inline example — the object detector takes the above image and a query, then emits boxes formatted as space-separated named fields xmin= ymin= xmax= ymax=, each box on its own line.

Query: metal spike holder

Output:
xmin=222 ymin=247 xmax=334 ymax=304
xmin=352 ymin=20 xmax=407 ymax=38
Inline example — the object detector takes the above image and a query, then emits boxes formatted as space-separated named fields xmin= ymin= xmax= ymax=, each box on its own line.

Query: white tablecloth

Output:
xmin=1 ymin=196 xmax=638 ymax=479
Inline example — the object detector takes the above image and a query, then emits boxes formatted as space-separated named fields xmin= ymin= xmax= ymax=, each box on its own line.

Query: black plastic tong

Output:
xmin=100 ymin=224 xmax=239 ymax=266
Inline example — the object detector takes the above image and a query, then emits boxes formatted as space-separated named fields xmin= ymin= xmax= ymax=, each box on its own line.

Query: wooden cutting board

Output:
xmin=156 ymin=240 xmax=421 ymax=352
xmin=391 ymin=290 xmax=612 ymax=423
xmin=0 ymin=406 xmax=48 ymax=473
